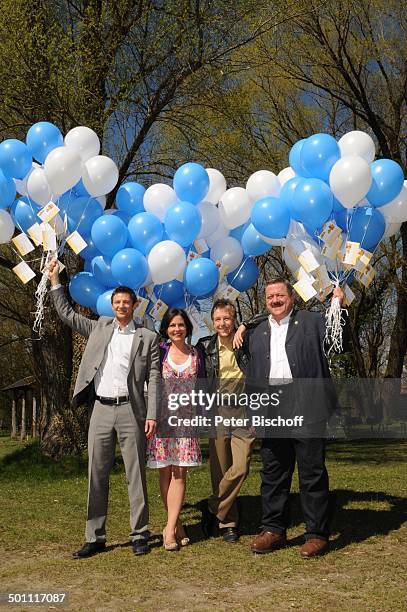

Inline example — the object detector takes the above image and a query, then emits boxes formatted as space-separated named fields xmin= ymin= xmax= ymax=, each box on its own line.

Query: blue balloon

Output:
xmin=104 ymin=209 xmax=131 ymax=225
xmin=91 ymin=255 xmax=120 ymax=288
xmin=96 ymin=290 xmax=115 ymax=316
xmin=116 ymin=182 xmax=145 ymax=215
xmin=164 ymin=201 xmax=202 ymax=247
xmin=67 ymin=196 xmax=103 ymax=236
xmin=81 ymin=236 xmax=101 ymax=260
xmin=57 ymin=190 xmax=79 ymax=215
xmin=291 ymin=179 xmax=333 ymax=231
xmin=26 ymin=122 xmax=63 ymax=164
xmin=227 ymin=257 xmax=259 ymax=292
xmin=241 ymin=223 xmax=270 ymax=256
xmin=348 ymin=207 xmax=385 ymax=251
xmin=251 ymin=196 xmax=290 ymax=239
xmin=334 ymin=206 xmax=353 ymax=232
xmin=300 ymin=133 xmax=340 ymax=181
xmin=111 ymin=248 xmax=148 ymax=289
xmin=84 ymin=259 xmax=93 ymax=272
xmin=288 ymin=139 xmax=309 ymax=177
xmin=367 ymin=159 xmax=404 ymax=208
xmin=230 ymin=221 xmax=250 ymax=241
xmin=154 ymin=280 xmax=185 ymax=306
xmin=171 ymin=294 xmax=200 ymax=310
xmin=0 ymin=169 xmax=16 ymax=209
xmin=173 ymin=163 xmax=209 ymax=205
xmin=11 ymin=197 xmax=41 ymax=232
xmin=73 ymin=179 xmax=91 ymax=198
xmin=184 ymin=257 xmax=219 ymax=297
xmin=279 ymin=177 xmax=304 ymax=213
xmin=91 ymin=214 xmax=128 ymax=257
xmin=0 ymin=139 xmax=32 ymax=179
xmin=69 ymin=272 xmax=105 ymax=310
xmin=128 ymin=212 xmax=163 ymax=255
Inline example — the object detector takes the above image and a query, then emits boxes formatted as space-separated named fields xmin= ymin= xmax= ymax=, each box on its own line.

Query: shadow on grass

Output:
xmin=185 ymin=489 xmax=406 ymax=550
xmin=326 ymin=439 xmax=407 ymax=463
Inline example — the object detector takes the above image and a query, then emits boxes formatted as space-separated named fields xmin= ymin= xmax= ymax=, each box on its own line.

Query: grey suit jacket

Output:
xmin=51 ymin=287 xmax=160 ymax=420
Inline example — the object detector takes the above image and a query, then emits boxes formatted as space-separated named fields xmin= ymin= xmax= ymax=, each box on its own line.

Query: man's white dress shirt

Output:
xmin=268 ymin=311 xmax=293 ymax=384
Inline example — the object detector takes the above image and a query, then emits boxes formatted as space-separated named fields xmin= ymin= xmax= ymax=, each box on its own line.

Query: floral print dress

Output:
xmin=147 ymin=346 xmax=202 ymax=468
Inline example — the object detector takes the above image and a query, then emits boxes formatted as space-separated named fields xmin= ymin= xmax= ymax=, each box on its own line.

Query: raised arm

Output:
xmin=48 ymin=259 xmax=96 ymax=338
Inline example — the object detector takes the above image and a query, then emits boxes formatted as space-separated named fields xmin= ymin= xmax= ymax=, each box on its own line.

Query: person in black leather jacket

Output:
xmin=196 ymin=298 xmax=254 ymax=543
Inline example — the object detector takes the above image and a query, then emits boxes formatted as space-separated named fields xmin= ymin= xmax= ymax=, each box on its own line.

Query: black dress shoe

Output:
xmin=73 ymin=541 xmax=106 ymax=559
xmin=200 ymin=500 xmax=217 ymax=538
xmin=221 ymin=527 xmax=239 ymax=543
xmin=132 ymin=540 xmax=150 ymax=556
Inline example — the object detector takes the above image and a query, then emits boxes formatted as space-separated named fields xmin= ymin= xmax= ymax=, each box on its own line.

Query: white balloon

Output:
xmin=97 ymin=195 xmax=107 ymax=209
xmin=144 ymin=184 xmax=177 ymax=222
xmin=44 ymin=146 xmax=82 ymax=196
xmin=82 ymin=155 xmax=119 ymax=197
xmin=196 ymin=201 xmax=220 ymax=239
xmin=206 ymin=220 xmax=229 ymax=248
xmin=378 ymin=186 xmax=407 ymax=223
xmin=27 ymin=168 xmax=52 ymax=206
xmin=205 ymin=168 xmax=227 ymax=205
xmin=259 ymin=231 xmax=286 ymax=247
xmin=246 ymin=170 xmax=280 ymax=202
xmin=148 ymin=240 xmax=186 ymax=284
xmin=0 ymin=209 xmax=15 ymax=243
xmin=338 ymin=130 xmax=376 ymax=163
xmin=210 ymin=236 xmax=243 ymax=271
xmin=383 ymin=220 xmax=402 ymax=239
xmin=64 ymin=126 xmax=100 ymax=162
xmin=14 ymin=162 xmax=41 ymax=196
xmin=278 ymin=166 xmax=296 ymax=187
xmin=329 ymin=155 xmax=372 ymax=208
xmin=219 ymin=187 xmax=251 ymax=229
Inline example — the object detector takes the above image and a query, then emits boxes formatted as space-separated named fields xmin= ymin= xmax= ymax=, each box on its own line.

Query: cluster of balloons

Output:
xmin=1 ymin=122 xmax=406 ymax=317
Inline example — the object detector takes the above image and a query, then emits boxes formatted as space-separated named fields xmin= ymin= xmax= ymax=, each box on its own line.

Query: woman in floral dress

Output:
xmin=147 ymin=308 xmax=204 ymax=550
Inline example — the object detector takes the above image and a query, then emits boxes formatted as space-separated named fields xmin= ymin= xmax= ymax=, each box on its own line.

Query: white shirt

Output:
xmin=94 ymin=319 xmax=136 ymax=396
xmin=167 ymin=353 xmax=192 ymax=374
xmin=268 ymin=311 xmax=293 ymax=384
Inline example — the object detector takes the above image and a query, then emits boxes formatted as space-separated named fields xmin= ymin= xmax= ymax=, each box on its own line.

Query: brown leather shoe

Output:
xmin=250 ymin=531 xmax=287 ymax=554
xmin=300 ymin=538 xmax=329 ymax=558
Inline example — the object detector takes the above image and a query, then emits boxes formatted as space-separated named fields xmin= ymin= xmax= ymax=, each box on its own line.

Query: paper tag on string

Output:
xmin=134 ymin=296 xmax=149 ymax=318
xmin=187 ymin=250 xmax=199 ymax=263
xmin=66 ymin=231 xmax=88 ymax=254
xmin=149 ymin=298 xmax=168 ymax=321
xmin=216 ymin=284 xmax=240 ymax=301
xmin=144 ymin=283 xmax=154 ymax=297
xmin=26 ymin=222 xmax=43 ymax=246
xmin=12 ymin=233 xmax=35 ymax=256
xmin=315 ymin=283 xmax=334 ymax=301
xmin=57 ymin=260 xmax=65 ymax=273
xmin=37 ymin=201 xmax=60 ymax=224
xmin=41 ymin=223 xmax=57 ymax=251
xmin=215 ymin=260 xmax=229 ymax=281
xmin=315 ymin=264 xmax=332 ymax=289
xmin=298 ymin=249 xmax=320 ymax=273
xmin=322 ymin=235 xmax=342 ymax=259
xmin=293 ymin=278 xmax=317 ymax=302
xmin=50 ymin=214 xmax=65 ymax=236
xmin=294 ymin=266 xmax=316 ymax=285
xmin=193 ymin=238 xmax=209 ymax=254
xmin=319 ymin=221 xmax=342 ymax=245
xmin=354 ymin=248 xmax=373 ymax=273
xmin=343 ymin=284 xmax=356 ymax=306
xmin=356 ymin=264 xmax=375 ymax=288
xmin=343 ymin=241 xmax=360 ymax=266
xmin=13 ymin=261 xmax=36 ymax=284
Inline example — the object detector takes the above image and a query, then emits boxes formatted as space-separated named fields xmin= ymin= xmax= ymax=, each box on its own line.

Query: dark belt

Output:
xmin=96 ymin=394 xmax=130 ymax=405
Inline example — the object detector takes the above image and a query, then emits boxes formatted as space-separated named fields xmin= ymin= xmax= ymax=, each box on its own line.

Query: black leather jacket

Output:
xmin=195 ymin=333 xmax=250 ymax=393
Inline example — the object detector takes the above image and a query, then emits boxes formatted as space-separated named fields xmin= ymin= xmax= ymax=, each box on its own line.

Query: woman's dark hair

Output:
xmin=160 ymin=308 xmax=193 ymax=340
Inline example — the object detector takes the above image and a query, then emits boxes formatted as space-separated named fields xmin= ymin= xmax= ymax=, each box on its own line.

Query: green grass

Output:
xmin=0 ymin=436 xmax=406 ymax=611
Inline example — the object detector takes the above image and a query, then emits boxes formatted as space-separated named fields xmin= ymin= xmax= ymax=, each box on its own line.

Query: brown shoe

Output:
xmin=250 ymin=531 xmax=287 ymax=554
xmin=300 ymin=538 xmax=329 ymax=558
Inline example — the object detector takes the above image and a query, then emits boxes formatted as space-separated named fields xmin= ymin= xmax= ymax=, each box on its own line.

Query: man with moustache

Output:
xmin=234 ymin=278 xmax=345 ymax=558
xmin=196 ymin=299 xmax=254 ymax=543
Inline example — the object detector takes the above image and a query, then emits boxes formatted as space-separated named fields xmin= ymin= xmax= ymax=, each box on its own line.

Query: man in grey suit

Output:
xmin=48 ymin=259 xmax=160 ymax=558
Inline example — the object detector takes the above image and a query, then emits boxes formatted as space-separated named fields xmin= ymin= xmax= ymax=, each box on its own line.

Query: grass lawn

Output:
xmin=0 ymin=436 xmax=406 ymax=611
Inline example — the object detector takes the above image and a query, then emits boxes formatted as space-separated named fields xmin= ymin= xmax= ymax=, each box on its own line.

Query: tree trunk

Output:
xmin=11 ymin=396 xmax=17 ymax=439
xmin=32 ymin=395 xmax=37 ymax=438
xmin=20 ymin=394 xmax=26 ymax=441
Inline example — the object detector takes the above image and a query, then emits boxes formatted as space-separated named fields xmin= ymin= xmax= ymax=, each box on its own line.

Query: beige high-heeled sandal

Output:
xmin=163 ymin=529 xmax=179 ymax=551
xmin=176 ymin=523 xmax=190 ymax=546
